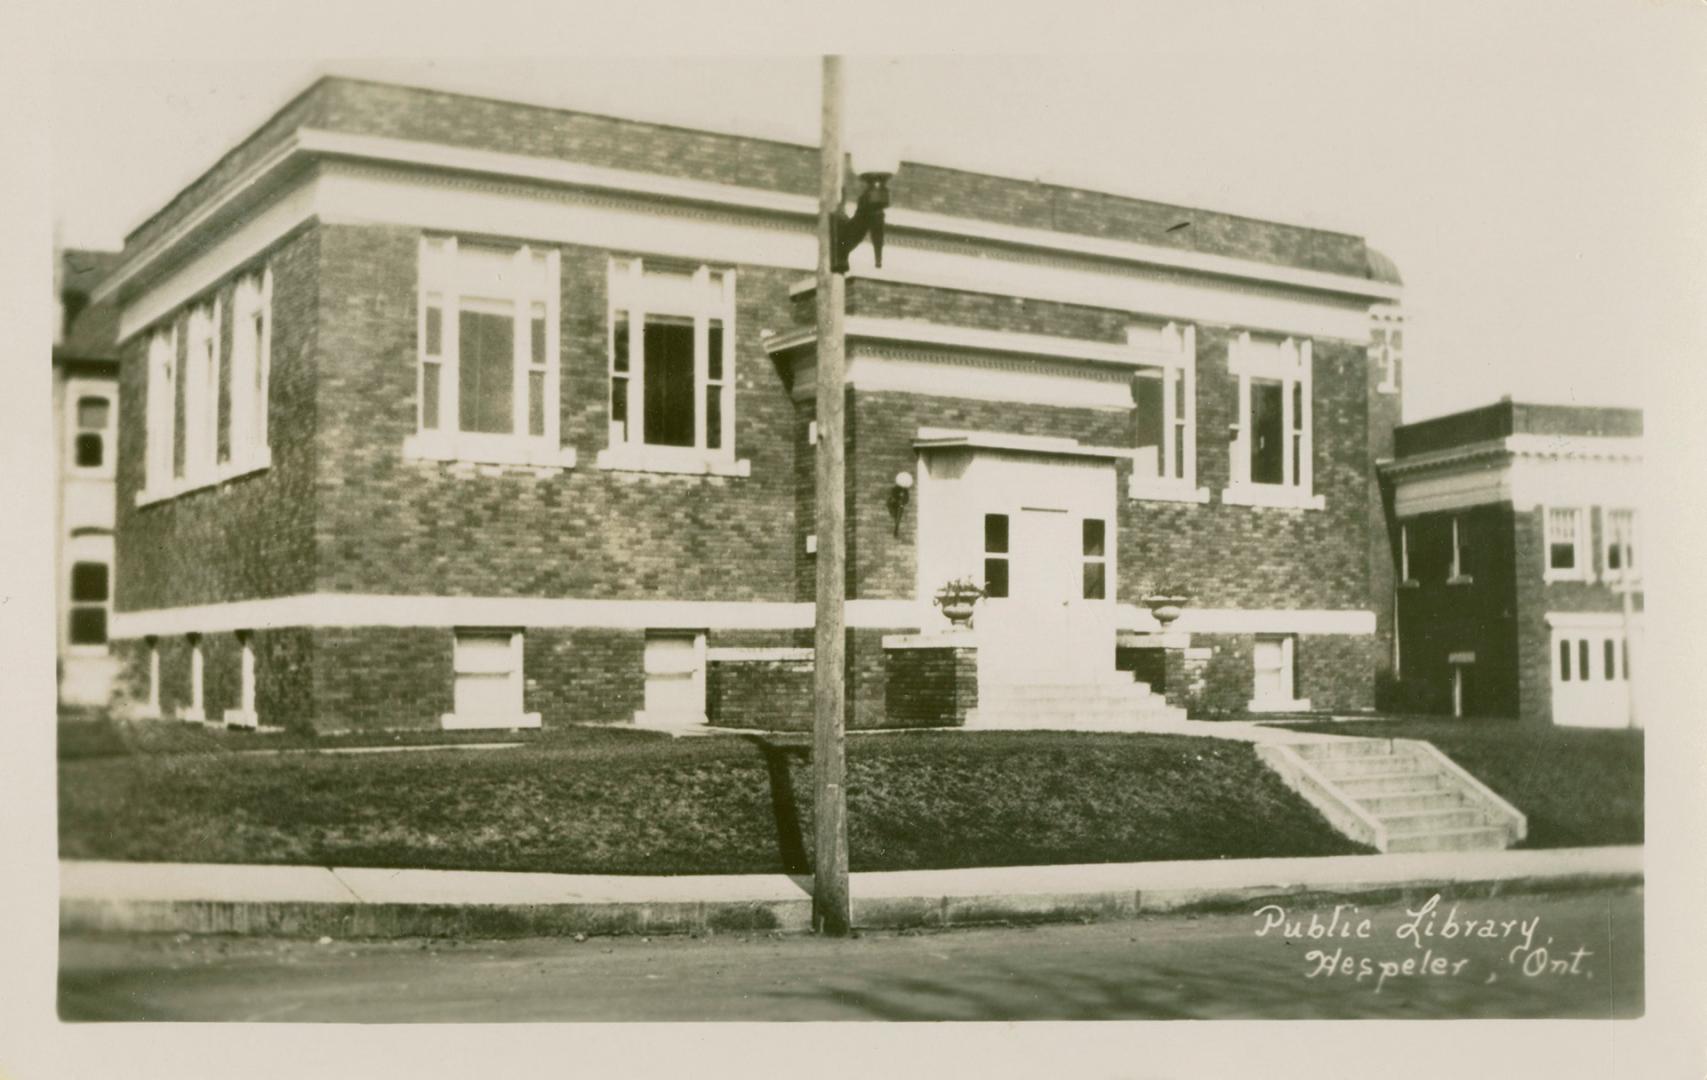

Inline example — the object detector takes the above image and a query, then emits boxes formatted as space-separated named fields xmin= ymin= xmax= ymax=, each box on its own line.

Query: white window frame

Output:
xmin=183 ymin=298 xmax=221 ymax=487
xmin=1543 ymin=506 xmax=1590 ymax=583
xmin=1398 ymin=522 xmax=1418 ymax=587
xmin=224 ymin=632 xmax=259 ymax=729
xmin=1448 ymin=515 xmax=1473 ymax=585
xmin=635 ymin=630 xmax=709 ymax=726
xmin=442 ymin=629 xmax=541 ymax=730
xmin=65 ymin=539 xmax=112 ymax=656
xmin=406 ymin=236 xmax=573 ymax=470
xmin=227 ymin=268 xmax=274 ymax=474
xmin=1127 ymin=321 xmax=1207 ymax=503
xmin=1223 ymin=332 xmax=1322 ymax=510
xmin=1602 ymin=507 xmax=1638 ymax=585
xmin=597 ymin=257 xmax=749 ymax=477
xmin=67 ymin=381 xmax=116 ymax=479
xmin=1371 ymin=306 xmax=1402 ymax=395
xmin=1249 ymin=633 xmax=1311 ymax=712
xmin=143 ymin=325 xmax=178 ymax=498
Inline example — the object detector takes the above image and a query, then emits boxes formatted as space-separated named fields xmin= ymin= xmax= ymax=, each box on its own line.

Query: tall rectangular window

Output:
xmin=983 ymin=513 xmax=1010 ymax=598
xmin=228 ymin=268 xmax=272 ymax=470
xmin=1226 ymin=333 xmax=1316 ymax=508
xmin=68 ymin=562 xmax=109 ymax=646
xmin=182 ymin=298 xmax=221 ymax=484
xmin=1603 ymin=508 xmax=1637 ymax=581
xmin=1081 ymin=518 xmax=1107 ymax=600
xmin=1128 ymin=322 xmax=1198 ymax=499
xmin=1545 ymin=507 xmax=1587 ymax=581
xmin=145 ymin=325 xmax=177 ymax=494
xmin=415 ymin=238 xmax=560 ymax=460
xmin=73 ymin=396 xmax=112 ymax=470
xmin=606 ymin=258 xmax=736 ymax=461
xmin=1450 ymin=516 xmax=1472 ymax=582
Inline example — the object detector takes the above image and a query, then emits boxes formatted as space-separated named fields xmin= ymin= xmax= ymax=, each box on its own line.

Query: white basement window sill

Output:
xmin=222 ymin=709 xmax=259 ymax=730
xmin=1127 ymin=479 xmax=1211 ymax=504
xmin=135 ymin=451 xmax=273 ymax=507
xmin=1398 ymin=579 xmax=1421 ymax=590
xmin=179 ymin=707 xmax=207 ymax=724
xmin=1447 ymin=574 xmax=1475 ymax=587
xmin=1248 ymin=697 xmax=1313 ymax=713
xmin=404 ymin=434 xmax=577 ymax=471
xmin=1220 ymin=484 xmax=1325 ymax=511
xmin=595 ymin=446 xmax=752 ymax=478
xmin=440 ymin=711 xmax=543 ymax=731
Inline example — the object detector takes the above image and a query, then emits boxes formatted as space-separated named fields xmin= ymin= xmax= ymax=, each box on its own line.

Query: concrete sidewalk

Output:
xmin=60 ymin=846 xmax=1642 ymax=939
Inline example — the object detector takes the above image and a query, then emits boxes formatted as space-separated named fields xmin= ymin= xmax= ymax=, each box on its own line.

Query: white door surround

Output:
xmin=916 ymin=436 xmax=1120 ymax=693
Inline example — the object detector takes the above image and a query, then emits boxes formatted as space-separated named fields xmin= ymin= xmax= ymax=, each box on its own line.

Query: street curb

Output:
xmin=59 ymin=853 xmax=1642 ymax=940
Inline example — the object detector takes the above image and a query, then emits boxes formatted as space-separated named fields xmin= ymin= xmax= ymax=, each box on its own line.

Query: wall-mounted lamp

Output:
xmin=887 ymin=470 xmax=914 ymax=535
xmin=832 ymin=143 xmax=901 ymax=274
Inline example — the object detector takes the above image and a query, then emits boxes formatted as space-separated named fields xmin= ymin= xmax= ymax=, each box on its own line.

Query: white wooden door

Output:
xmin=1550 ymin=629 xmax=1634 ymax=728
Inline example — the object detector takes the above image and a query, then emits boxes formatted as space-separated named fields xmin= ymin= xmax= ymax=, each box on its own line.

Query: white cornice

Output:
xmin=763 ymin=316 xmax=1173 ymax=369
xmin=1383 ymin=434 xmax=1645 ymax=478
xmin=96 ymin=125 xmax=1400 ymax=309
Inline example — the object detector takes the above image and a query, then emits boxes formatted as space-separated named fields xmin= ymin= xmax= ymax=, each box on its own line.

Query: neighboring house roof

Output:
xmin=1394 ymin=399 xmax=1643 ymax=460
xmin=56 ymin=248 xmax=122 ymax=364
xmin=1366 ymin=246 xmax=1403 ymax=286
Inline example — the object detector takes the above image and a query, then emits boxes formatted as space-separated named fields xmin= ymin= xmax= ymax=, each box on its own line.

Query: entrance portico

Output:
xmin=913 ymin=429 xmax=1126 ymax=695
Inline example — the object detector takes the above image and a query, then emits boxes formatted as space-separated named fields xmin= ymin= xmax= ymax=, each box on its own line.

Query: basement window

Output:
xmin=444 ymin=630 xmax=540 ymax=730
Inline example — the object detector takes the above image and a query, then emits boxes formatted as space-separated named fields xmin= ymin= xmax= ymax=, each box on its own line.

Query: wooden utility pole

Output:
xmin=812 ymin=55 xmax=851 ymax=935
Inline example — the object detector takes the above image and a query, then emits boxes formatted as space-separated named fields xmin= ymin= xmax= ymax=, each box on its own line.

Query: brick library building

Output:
xmin=91 ymin=75 xmax=1633 ymax=735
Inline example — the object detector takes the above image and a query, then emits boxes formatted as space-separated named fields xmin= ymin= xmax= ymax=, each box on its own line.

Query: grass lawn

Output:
xmin=58 ymin=721 xmax=1367 ymax=875
xmin=1284 ymin=717 xmax=1643 ymax=849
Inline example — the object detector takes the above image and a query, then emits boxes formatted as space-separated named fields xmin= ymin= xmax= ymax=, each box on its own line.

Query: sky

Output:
xmin=44 ymin=5 xmax=1707 ymax=424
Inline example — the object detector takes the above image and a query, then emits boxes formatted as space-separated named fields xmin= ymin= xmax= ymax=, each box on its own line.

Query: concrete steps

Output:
xmin=1257 ymin=738 xmax=1527 ymax=854
xmin=965 ymin=679 xmax=1188 ymax=731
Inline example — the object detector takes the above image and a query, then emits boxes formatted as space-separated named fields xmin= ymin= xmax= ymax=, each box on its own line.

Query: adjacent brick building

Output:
xmin=99 ymin=76 xmax=1409 ymax=733
xmin=1383 ymin=400 xmax=1643 ymax=726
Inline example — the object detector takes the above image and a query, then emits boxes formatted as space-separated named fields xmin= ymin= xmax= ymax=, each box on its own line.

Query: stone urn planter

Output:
xmin=933 ymin=577 xmax=985 ymax=629
xmin=1142 ymin=594 xmax=1190 ymax=627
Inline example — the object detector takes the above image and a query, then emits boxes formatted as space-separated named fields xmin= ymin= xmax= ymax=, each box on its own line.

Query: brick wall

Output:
xmin=883 ymin=644 xmax=977 ymax=727
xmin=311 ymin=226 xmax=803 ymax=601
xmin=707 ymin=658 xmax=813 ymax=730
xmin=1395 ymin=400 xmax=1643 ymax=457
xmin=114 ymin=224 xmax=321 ymax=612
xmin=1394 ymin=504 xmax=1520 ymax=717
xmin=526 ymin=628 xmax=645 ymax=726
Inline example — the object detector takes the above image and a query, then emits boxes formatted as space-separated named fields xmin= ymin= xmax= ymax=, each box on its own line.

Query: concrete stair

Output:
xmin=965 ymin=680 xmax=1188 ymax=731
xmin=1257 ymin=737 xmax=1526 ymax=854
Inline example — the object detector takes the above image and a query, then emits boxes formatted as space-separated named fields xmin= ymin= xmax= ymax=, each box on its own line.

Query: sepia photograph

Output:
xmin=7 ymin=0 xmax=1707 ymax=1075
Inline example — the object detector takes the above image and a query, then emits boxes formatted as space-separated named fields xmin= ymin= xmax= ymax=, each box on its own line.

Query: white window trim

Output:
xmin=1542 ymin=505 xmax=1592 ymax=583
xmin=597 ymin=257 xmax=748 ymax=477
xmin=1126 ymin=322 xmax=1209 ymax=504
xmin=1601 ymin=507 xmax=1639 ymax=586
xmin=1398 ymin=522 xmax=1418 ymax=588
xmin=136 ymin=297 xmax=273 ymax=506
xmin=65 ymin=541 xmax=112 ymax=657
xmin=1248 ymin=633 xmax=1312 ymax=713
xmin=66 ymin=379 xmax=117 ymax=480
xmin=224 ymin=633 xmax=259 ymax=729
xmin=1222 ymin=332 xmax=1322 ymax=511
xmin=226 ymin=269 xmax=274 ymax=474
xmin=408 ymin=237 xmax=574 ymax=472
xmin=1371 ymin=306 xmax=1402 ymax=395
xmin=442 ymin=629 xmax=541 ymax=730
xmin=1447 ymin=515 xmax=1474 ymax=585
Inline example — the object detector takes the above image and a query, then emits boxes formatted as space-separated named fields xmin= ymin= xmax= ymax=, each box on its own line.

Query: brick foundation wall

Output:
xmin=312 ymin=627 xmax=451 ymax=732
xmin=884 ymin=644 xmax=977 ymax=728
xmin=525 ymin=628 xmax=646 ymax=727
xmin=706 ymin=658 xmax=813 ymax=730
